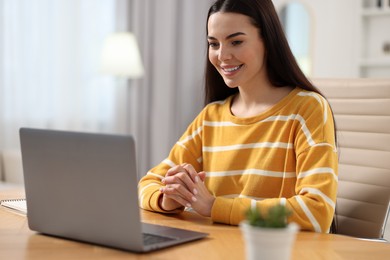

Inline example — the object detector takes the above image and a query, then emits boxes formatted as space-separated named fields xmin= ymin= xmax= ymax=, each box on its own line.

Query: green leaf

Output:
xmin=245 ymin=204 xmax=291 ymax=228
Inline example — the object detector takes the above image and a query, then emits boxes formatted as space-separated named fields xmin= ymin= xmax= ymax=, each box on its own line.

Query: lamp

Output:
xmin=99 ymin=32 xmax=144 ymax=134
xmin=100 ymin=32 xmax=144 ymax=78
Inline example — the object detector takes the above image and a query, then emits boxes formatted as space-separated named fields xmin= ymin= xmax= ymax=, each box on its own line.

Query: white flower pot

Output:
xmin=239 ymin=221 xmax=299 ymax=260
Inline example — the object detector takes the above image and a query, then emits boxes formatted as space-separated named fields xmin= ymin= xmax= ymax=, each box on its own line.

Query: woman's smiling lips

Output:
xmin=221 ymin=64 xmax=243 ymax=75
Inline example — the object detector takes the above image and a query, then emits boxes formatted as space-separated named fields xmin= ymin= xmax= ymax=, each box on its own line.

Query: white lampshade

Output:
xmin=100 ymin=32 xmax=144 ymax=78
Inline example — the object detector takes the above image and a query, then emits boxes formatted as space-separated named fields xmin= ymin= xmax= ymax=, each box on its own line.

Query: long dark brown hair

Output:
xmin=204 ymin=0 xmax=321 ymax=105
xmin=204 ymin=0 xmax=338 ymax=234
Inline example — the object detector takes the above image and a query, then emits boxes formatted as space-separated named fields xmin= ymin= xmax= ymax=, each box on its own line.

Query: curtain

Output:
xmin=125 ymin=0 xmax=212 ymax=177
xmin=0 ymin=0 xmax=121 ymax=151
xmin=0 ymin=0 xmax=213 ymax=181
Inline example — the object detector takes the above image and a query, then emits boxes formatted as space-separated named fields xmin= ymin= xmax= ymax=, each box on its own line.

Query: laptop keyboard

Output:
xmin=143 ymin=233 xmax=176 ymax=245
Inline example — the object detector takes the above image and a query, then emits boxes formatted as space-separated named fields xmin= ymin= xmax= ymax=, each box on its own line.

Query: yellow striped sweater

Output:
xmin=138 ymin=87 xmax=338 ymax=232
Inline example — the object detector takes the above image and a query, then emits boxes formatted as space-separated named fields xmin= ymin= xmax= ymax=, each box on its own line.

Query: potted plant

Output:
xmin=240 ymin=204 xmax=299 ymax=260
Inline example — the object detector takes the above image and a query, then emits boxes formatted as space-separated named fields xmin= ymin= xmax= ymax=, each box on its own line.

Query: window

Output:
xmin=0 ymin=0 xmax=120 ymax=149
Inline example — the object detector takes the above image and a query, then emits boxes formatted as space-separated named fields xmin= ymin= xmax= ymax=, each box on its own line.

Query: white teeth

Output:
xmin=224 ymin=65 xmax=241 ymax=72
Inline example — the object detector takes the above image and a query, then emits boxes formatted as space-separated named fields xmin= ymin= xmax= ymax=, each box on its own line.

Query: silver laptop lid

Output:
xmin=20 ymin=128 xmax=144 ymax=251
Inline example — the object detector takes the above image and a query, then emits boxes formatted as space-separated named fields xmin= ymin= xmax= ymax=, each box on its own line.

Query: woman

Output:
xmin=138 ymin=0 xmax=338 ymax=233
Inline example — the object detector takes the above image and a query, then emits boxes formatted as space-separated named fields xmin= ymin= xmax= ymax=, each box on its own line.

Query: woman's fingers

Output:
xmin=183 ymin=164 xmax=200 ymax=183
xmin=162 ymin=193 xmax=192 ymax=208
xmin=198 ymin=171 xmax=207 ymax=182
xmin=166 ymin=164 xmax=185 ymax=176
xmin=187 ymin=176 xmax=215 ymax=217
xmin=163 ymin=172 xmax=196 ymax=194
xmin=164 ymin=164 xmax=199 ymax=196
xmin=160 ymin=183 xmax=197 ymax=207
xmin=160 ymin=165 xmax=212 ymax=215
xmin=159 ymin=193 xmax=182 ymax=211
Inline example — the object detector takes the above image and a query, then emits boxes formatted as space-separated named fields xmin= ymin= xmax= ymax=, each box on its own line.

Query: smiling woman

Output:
xmin=139 ymin=0 xmax=338 ymax=234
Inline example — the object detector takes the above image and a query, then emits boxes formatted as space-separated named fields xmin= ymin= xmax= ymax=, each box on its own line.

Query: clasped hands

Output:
xmin=159 ymin=163 xmax=215 ymax=217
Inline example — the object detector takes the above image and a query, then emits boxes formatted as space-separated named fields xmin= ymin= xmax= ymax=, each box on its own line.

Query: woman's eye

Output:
xmin=208 ymin=42 xmax=219 ymax=48
xmin=232 ymin=40 xmax=243 ymax=46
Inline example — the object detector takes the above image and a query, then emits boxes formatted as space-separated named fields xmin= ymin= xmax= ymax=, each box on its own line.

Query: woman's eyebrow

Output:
xmin=207 ymin=32 xmax=246 ymax=41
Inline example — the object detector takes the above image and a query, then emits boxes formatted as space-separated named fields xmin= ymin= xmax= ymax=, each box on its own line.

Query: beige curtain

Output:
xmin=0 ymin=1 xmax=119 ymax=150
xmin=122 ymin=0 xmax=213 ymax=177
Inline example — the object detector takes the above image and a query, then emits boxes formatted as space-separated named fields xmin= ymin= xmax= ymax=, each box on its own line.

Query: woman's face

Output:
xmin=207 ymin=12 xmax=267 ymax=89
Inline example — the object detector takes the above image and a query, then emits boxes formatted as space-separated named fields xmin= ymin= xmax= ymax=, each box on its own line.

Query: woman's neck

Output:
xmin=231 ymin=84 xmax=293 ymax=118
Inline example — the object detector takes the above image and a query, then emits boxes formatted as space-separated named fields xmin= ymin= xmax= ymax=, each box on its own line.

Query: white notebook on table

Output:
xmin=1 ymin=198 xmax=27 ymax=215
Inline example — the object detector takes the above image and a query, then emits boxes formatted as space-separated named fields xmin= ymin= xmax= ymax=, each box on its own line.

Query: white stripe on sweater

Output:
xmin=297 ymin=91 xmax=328 ymax=124
xmin=295 ymin=196 xmax=322 ymax=232
xmin=203 ymin=142 xmax=293 ymax=152
xmin=221 ymin=194 xmax=267 ymax=200
xmin=261 ymin=114 xmax=316 ymax=146
xmin=206 ymin=169 xmax=296 ymax=178
xmin=298 ymin=167 xmax=338 ymax=182
xmin=162 ymin=159 xmax=176 ymax=168
xmin=300 ymin=187 xmax=336 ymax=209
xmin=146 ymin=171 xmax=164 ymax=180
xmin=176 ymin=126 xmax=203 ymax=147
xmin=203 ymin=121 xmax=240 ymax=127
xmin=138 ymin=182 xmax=160 ymax=208
xmin=251 ymin=199 xmax=257 ymax=210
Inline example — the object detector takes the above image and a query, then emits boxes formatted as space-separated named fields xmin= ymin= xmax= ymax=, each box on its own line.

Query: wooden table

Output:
xmin=1 ymin=189 xmax=390 ymax=259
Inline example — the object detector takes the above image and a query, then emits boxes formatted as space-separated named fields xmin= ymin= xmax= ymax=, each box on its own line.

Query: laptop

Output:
xmin=19 ymin=128 xmax=208 ymax=252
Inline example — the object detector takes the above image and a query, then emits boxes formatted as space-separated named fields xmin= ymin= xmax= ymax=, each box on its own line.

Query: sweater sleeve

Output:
xmin=138 ymin=111 xmax=205 ymax=213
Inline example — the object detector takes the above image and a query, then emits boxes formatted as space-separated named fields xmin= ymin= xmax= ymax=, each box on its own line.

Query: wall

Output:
xmin=273 ymin=0 xmax=360 ymax=78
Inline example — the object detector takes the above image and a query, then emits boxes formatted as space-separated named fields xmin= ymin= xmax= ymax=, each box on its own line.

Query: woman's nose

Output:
xmin=218 ymin=46 xmax=232 ymax=61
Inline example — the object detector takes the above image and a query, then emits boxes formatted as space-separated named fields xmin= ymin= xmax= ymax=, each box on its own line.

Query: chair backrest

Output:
xmin=314 ymin=78 xmax=390 ymax=239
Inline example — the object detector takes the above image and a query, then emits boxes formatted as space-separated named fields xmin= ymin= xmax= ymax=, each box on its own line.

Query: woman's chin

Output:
xmin=223 ymin=80 xmax=239 ymax=89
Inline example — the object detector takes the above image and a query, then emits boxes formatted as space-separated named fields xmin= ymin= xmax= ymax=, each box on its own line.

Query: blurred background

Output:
xmin=0 ymin=0 xmax=389 ymax=184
